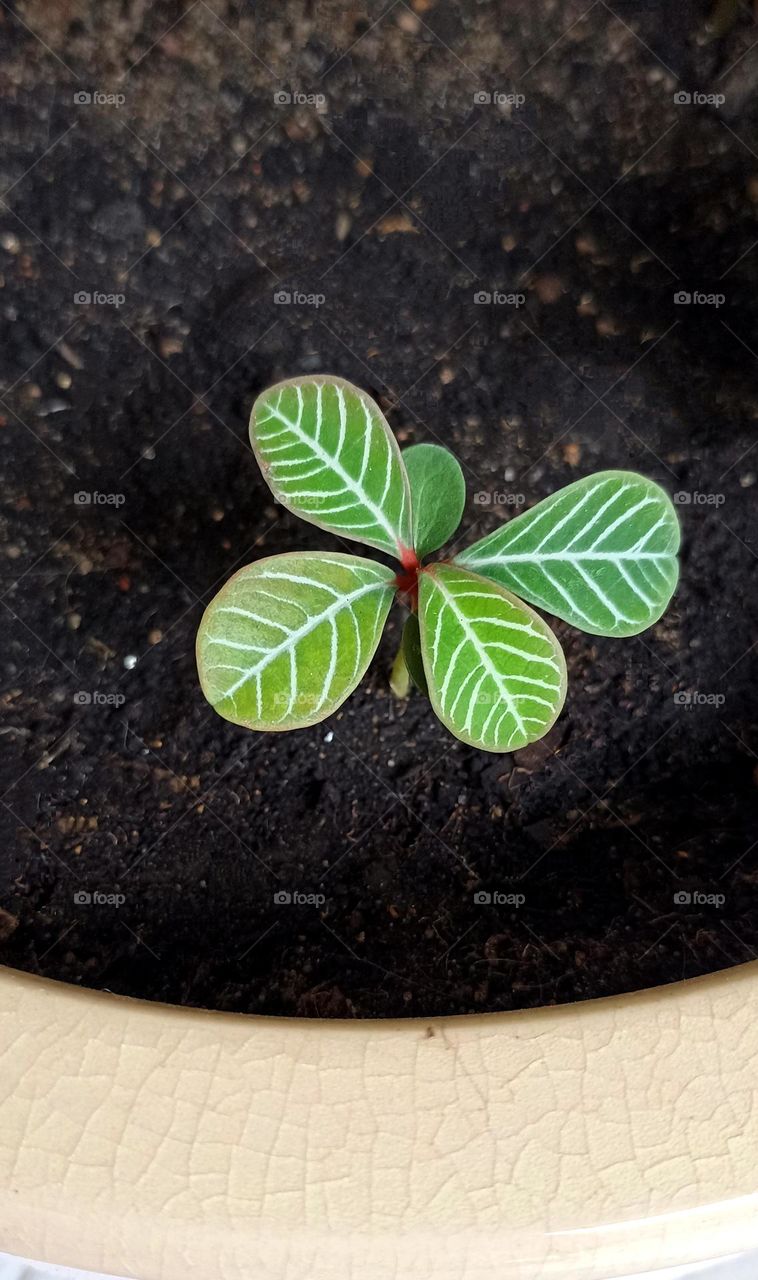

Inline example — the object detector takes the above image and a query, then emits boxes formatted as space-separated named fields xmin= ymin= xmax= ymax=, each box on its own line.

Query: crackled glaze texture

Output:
xmin=2 ymin=965 xmax=758 ymax=1279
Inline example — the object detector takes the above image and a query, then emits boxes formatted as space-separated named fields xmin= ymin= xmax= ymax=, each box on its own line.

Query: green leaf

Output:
xmin=389 ymin=635 xmax=411 ymax=699
xmin=402 ymin=612 xmax=429 ymax=696
xmin=251 ymin=375 xmax=412 ymax=558
xmin=418 ymin=564 xmax=566 ymax=753
xmin=403 ymin=443 xmax=466 ymax=557
xmin=457 ymin=471 xmax=680 ymax=637
xmin=197 ymin=552 xmax=395 ymax=730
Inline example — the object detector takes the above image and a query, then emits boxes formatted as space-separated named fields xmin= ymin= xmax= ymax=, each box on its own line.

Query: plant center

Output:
xmin=395 ymin=546 xmax=421 ymax=609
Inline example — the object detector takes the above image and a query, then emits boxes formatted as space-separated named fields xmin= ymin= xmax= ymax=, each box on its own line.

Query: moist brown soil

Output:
xmin=0 ymin=0 xmax=757 ymax=1017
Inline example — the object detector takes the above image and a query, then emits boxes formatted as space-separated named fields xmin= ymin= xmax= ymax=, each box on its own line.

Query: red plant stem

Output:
xmin=394 ymin=545 xmax=421 ymax=610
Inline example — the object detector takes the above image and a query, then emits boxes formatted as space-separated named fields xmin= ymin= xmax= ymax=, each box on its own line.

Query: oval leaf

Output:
xmin=388 ymin=641 xmax=411 ymax=699
xmin=251 ymin=376 xmax=412 ymax=557
xmin=197 ymin=552 xmax=395 ymax=730
xmin=418 ymin=564 xmax=566 ymax=753
xmin=402 ymin=611 xmax=429 ymax=697
xmin=457 ymin=471 xmax=680 ymax=637
xmin=403 ymin=442 xmax=466 ymax=557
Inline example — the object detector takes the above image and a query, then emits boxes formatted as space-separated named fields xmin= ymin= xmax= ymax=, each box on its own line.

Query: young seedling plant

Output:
xmin=197 ymin=376 xmax=680 ymax=753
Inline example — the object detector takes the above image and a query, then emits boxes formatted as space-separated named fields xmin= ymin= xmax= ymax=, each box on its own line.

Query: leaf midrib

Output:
xmin=261 ymin=391 xmax=404 ymax=552
xmin=465 ymin=549 xmax=674 ymax=563
xmin=217 ymin=575 xmax=392 ymax=702
xmin=428 ymin=571 xmax=526 ymax=738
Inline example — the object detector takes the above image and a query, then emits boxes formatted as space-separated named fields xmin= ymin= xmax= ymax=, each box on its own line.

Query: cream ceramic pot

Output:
xmin=1 ymin=962 xmax=757 ymax=1279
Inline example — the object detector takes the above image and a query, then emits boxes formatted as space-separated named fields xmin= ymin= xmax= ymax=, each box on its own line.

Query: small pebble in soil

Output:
xmin=576 ymin=232 xmax=600 ymax=256
xmin=58 ymin=341 xmax=83 ymax=370
xmin=631 ymin=252 xmax=653 ymax=275
xmin=532 ymin=274 xmax=563 ymax=304
xmin=123 ymin=654 xmax=137 ymax=670
xmin=324 ymin=730 xmax=333 ymax=743
xmin=396 ymin=8 xmax=420 ymax=32
xmin=159 ymin=335 xmax=184 ymax=359
xmin=596 ymin=315 xmax=623 ymax=337
xmin=148 ymin=629 xmax=162 ymax=645
xmin=37 ymin=398 xmax=69 ymax=416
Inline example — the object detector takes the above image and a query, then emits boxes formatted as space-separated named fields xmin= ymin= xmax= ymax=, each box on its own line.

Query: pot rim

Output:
xmin=2 ymin=961 xmax=757 ymax=1280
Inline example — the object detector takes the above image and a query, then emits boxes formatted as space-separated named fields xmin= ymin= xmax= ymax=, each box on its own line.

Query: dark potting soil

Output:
xmin=0 ymin=0 xmax=757 ymax=1018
